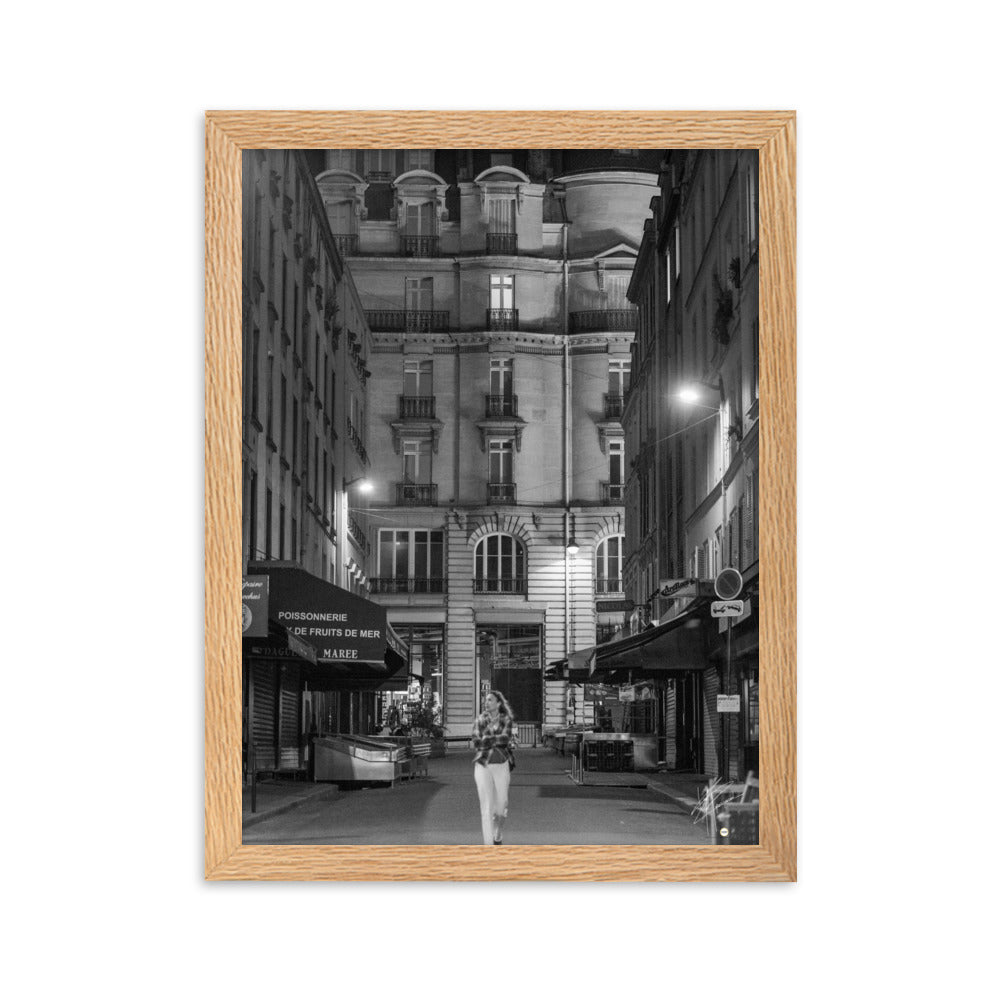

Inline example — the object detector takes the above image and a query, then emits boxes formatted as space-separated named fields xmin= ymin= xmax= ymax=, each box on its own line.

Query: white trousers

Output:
xmin=474 ymin=762 xmax=511 ymax=845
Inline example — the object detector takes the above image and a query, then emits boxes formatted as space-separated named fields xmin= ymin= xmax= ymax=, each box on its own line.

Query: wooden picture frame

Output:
xmin=205 ymin=111 xmax=796 ymax=881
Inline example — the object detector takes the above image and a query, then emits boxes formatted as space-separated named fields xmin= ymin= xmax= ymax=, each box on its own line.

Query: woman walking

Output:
xmin=471 ymin=690 xmax=517 ymax=845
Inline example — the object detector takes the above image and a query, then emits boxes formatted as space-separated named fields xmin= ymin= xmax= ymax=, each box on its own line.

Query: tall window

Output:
xmin=490 ymin=274 xmax=515 ymax=310
xmin=488 ymin=198 xmax=515 ymax=234
xmin=595 ymin=535 xmax=624 ymax=594
xmin=405 ymin=277 xmax=434 ymax=312
xmin=378 ymin=529 xmax=444 ymax=591
xmin=474 ymin=534 xmax=526 ymax=594
xmin=247 ymin=470 xmax=258 ymax=559
xmin=608 ymin=358 xmax=631 ymax=397
xmin=328 ymin=201 xmax=355 ymax=234
xmin=489 ymin=439 xmax=513 ymax=484
xmin=402 ymin=439 xmax=431 ymax=483
xmin=403 ymin=359 xmax=432 ymax=396
xmin=607 ymin=440 xmax=624 ymax=502
xmin=265 ymin=487 xmax=273 ymax=559
xmin=488 ymin=439 xmax=515 ymax=501
xmin=605 ymin=274 xmax=629 ymax=310
xmin=404 ymin=201 xmax=435 ymax=235
xmin=490 ymin=357 xmax=513 ymax=398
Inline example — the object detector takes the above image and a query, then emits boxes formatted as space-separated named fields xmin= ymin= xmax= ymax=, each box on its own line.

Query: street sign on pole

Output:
xmin=717 ymin=694 xmax=740 ymax=713
xmin=711 ymin=600 xmax=744 ymax=618
xmin=714 ymin=567 xmax=743 ymax=600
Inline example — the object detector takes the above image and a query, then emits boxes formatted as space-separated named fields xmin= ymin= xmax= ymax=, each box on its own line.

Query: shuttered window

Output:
xmin=488 ymin=198 xmax=515 ymax=234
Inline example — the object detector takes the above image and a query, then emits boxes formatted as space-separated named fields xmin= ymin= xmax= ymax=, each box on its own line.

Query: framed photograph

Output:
xmin=205 ymin=111 xmax=796 ymax=881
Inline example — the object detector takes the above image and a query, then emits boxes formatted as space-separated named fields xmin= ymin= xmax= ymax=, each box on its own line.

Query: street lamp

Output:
xmin=678 ymin=377 xmax=736 ymax=779
xmin=565 ymin=537 xmax=580 ymax=556
xmin=343 ymin=475 xmax=372 ymax=493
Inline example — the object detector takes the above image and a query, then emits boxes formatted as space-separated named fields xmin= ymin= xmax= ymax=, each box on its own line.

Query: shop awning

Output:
xmin=243 ymin=618 xmax=318 ymax=665
xmin=547 ymin=602 xmax=710 ymax=682
xmin=247 ymin=562 xmax=407 ymax=681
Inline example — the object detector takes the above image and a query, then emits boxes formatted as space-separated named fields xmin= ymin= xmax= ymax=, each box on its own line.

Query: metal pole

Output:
xmin=725 ymin=616 xmax=732 ymax=781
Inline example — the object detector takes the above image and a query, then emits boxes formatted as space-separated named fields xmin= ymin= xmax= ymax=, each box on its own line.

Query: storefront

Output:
xmin=243 ymin=563 xmax=407 ymax=779
xmin=705 ymin=579 xmax=759 ymax=779
xmin=550 ymin=601 xmax=753 ymax=779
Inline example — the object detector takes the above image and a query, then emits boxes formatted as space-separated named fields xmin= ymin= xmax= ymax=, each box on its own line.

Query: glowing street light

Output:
xmin=343 ymin=475 xmax=372 ymax=493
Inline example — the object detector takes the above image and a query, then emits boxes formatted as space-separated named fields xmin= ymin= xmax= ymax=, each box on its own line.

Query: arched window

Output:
xmin=595 ymin=535 xmax=624 ymax=595
xmin=474 ymin=534 xmax=526 ymax=594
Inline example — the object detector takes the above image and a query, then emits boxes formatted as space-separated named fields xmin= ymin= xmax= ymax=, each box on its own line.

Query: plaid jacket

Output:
xmin=471 ymin=711 xmax=517 ymax=766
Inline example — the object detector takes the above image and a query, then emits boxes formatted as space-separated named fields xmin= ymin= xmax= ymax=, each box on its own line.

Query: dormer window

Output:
xmin=364 ymin=150 xmax=396 ymax=182
xmin=404 ymin=150 xmax=434 ymax=172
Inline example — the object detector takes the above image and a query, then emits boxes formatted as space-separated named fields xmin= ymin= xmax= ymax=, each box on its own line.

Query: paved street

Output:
xmin=244 ymin=747 xmax=710 ymax=845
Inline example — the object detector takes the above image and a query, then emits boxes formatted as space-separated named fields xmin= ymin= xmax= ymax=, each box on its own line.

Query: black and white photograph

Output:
xmin=11 ymin=0 xmax=1000 ymax=993
xmin=240 ymin=146 xmax=761 ymax=847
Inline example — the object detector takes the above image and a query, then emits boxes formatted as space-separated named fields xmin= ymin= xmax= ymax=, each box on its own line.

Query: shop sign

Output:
xmin=242 ymin=575 xmax=269 ymax=637
xmin=717 ymin=694 xmax=741 ymax=713
xmin=264 ymin=567 xmax=388 ymax=662
xmin=596 ymin=599 xmax=633 ymax=613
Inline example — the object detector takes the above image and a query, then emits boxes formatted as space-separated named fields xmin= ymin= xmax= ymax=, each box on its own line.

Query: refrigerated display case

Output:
xmin=313 ymin=735 xmax=409 ymax=785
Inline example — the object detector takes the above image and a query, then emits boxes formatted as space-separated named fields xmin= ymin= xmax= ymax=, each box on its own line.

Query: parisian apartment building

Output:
xmin=309 ymin=149 xmax=661 ymax=736
xmin=241 ymin=149 xmax=375 ymax=594
xmin=624 ymin=149 xmax=760 ymax=778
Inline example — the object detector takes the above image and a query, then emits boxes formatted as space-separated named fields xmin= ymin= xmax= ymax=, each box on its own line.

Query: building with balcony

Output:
xmin=241 ymin=150 xmax=388 ymax=770
xmin=622 ymin=150 xmax=760 ymax=780
xmin=243 ymin=149 xmax=374 ymax=589
xmin=313 ymin=149 xmax=659 ymax=735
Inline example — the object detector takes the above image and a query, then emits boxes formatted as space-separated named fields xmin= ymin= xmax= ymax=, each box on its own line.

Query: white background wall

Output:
xmin=5 ymin=2 xmax=997 ymax=998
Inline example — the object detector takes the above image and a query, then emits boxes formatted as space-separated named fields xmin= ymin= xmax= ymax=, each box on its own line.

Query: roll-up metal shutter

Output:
xmin=252 ymin=662 xmax=277 ymax=771
xmin=703 ymin=668 xmax=721 ymax=780
xmin=278 ymin=664 xmax=301 ymax=770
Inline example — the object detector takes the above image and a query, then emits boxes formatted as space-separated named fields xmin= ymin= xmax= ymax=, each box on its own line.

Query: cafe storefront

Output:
xmin=548 ymin=601 xmax=734 ymax=777
xmin=242 ymin=562 xmax=407 ymax=780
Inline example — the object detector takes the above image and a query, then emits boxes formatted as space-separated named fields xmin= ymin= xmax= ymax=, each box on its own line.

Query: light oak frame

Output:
xmin=205 ymin=111 xmax=796 ymax=881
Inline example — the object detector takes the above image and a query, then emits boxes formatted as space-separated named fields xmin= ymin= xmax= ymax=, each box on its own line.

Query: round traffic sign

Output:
xmin=714 ymin=567 xmax=743 ymax=600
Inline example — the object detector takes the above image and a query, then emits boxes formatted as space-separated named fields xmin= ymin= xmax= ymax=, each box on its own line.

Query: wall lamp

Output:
xmin=677 ymin=377 xmax=724 ymax=406
xmin=343 ymin=475 xmax=372 ymax=493
xmin=566 ymin=538 xmax=580 ymax=555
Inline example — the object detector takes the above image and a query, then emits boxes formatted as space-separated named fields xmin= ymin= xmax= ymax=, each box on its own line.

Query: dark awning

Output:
xmin=247 ymin=562 xmax=407 ymax=682
xmin=547 ymin=602 xmax=710 ymax=682
xmin=243 ymin=618 xmax=318 ymax=665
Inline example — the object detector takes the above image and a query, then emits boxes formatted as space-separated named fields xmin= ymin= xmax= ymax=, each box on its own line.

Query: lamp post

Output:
xmin=678 ymin=378 xmax=736 ymax=780
xmin=340 ymin=475 xmax=372 ymax=589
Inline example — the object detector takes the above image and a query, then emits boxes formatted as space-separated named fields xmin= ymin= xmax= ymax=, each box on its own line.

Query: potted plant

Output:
xmin=407 ymin=699 xmax=448 ymax=757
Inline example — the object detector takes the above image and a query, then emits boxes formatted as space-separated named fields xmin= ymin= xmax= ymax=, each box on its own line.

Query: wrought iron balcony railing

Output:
xmin=484 ymin=394 xmax=518 ymax=418
xmin=396 ymin=482 xmax=438 ymax=505
xmin=486 ymin=232 xmax=518 ymax=255
xmin=346 ymin=418 xmax=368 ymax=465
xmin=488 ymin=482 xmax=516 ymax=504
xmin=365 ymin=310 xmax=450 ymax=333
xmin=601 ymin=481 xmax=625 ymax=503
xmin=331 ymin=233 xmax=359 ymax=257
xmin=398 ymin=395 xmax=436 ymax=419
xmin=472 ymin=577 xmax=526 ymax=595
xmin=487 ymin=308 xmax=519 ymax=331
xmin=569 ymin=309 xmax=638 ymax=334
xmin=603 ymin=394 xmax=625 ymax=420
xmin=400 ymin=234 xmax=439 ymax=257
xmin=594 ymin=578 xmax=625 ymax=595
xmin=369 ymin=577 xmax=448 ymax=595
xmin=347 ymin=514 xmax=370 ymax=555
